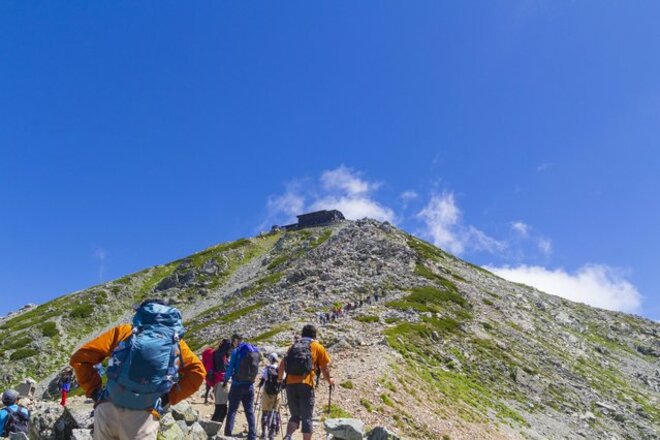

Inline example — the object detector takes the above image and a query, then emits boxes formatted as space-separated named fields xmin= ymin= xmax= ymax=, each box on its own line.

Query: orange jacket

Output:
xmin=70 ymin=324 xmax=206 ymax=407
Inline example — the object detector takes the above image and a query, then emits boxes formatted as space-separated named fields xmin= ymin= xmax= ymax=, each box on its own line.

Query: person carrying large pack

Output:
xmin=70 ymin=299 xmax=206 ymax=440
xmin=222 ymin=335 xmax=261 ymax=440
xmin=278 ymin=324 xmax=334 ymax=440
xmin=0 ymin=389 xmax=30 ymax=437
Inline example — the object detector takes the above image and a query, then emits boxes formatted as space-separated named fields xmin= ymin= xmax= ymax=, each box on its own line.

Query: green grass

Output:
xmin=10 ymin=348 xmax=38 ymax=361
xmin=355 ymin=315 xmax=379 ymax=323
xmin=386 ymin=322 xmax=529 ymax=427
xmin=387 ymin=285 xmax=467 ymax=313
xmin=324 ymin=404 xmax=353 ymax=419
xmin=3 ymin=336 xmax=31 ymax=350
xmin=360 ymin=398 xmax=374 ymax=412
xmin=407 ymin=236 xmax=445 ymax=261
xmin=384 ymin=317 xmax=400 ymax=324
xmin=380 ymin=393 xmax=395 ymax=407
xmin=267 ymin=255 xmax=288 ymax=270
xmin=253 ymin=324 xmax=289 ymax=342
xmin=339 ymin=380 xmax=354 ymax=389
xmin=239 ymin=272 xmax=284 ymax=299
xmin=186 ymin=302 xmax=267 ymax=350
xmin=40 ymin=322 xmax=59 ymax=338
xmin=70 ymin=303 xmax=94 ymax=319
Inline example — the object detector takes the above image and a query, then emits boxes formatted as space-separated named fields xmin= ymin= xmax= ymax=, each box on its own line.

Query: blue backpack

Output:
xmin=105 ymin=302 xmax=185 ymax=410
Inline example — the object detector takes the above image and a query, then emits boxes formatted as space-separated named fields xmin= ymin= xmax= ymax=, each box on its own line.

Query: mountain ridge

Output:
xmin=1 ymin=218 xmax=658 ymax=439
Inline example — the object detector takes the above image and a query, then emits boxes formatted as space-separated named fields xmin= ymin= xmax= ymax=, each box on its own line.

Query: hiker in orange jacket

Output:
xmin=70 ymin=299 xmax=205 ymax=440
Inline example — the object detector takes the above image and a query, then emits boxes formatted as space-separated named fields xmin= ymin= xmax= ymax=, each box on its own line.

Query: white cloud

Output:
xmin=417 ymin=192 xmax=504 ymax=255
xmin=484 ymin=264 xmax=642 ymax=313
xmin=311 ymin=196 xmax=395 ymax=223
xmin=267 ymin=191 xmax=305 ymax=220
xmin=320 ymin=166 xmax=377 ymax=196
xmin=264 ymin=166 xmax=395 ymax=227
xmin=511 ymin=221 xmax=530 ymax=237
xmin=537 ymin=162 xmax=553 ymax=172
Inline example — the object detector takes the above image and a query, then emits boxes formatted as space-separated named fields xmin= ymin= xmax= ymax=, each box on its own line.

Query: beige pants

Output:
xmin=214 ymin=382 xmax=229 ymax=405
xmin=94 ymin=402 xmax=159 ymax=440
xmin=261 ymin=391 xmax=280 ymax=412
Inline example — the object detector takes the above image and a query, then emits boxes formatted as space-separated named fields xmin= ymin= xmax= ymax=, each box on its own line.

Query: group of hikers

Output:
xmin=0 ymin=298 xmax=334 ymax=440
xmin=318 ymin=292 xmax=382 ymax=325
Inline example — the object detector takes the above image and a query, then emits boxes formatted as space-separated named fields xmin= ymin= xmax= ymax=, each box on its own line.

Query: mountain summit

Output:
xmin=1 ymin=218 xmax=658 ymax=439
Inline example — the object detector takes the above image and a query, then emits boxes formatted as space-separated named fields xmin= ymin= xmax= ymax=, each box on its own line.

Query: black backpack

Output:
xmin=213 ymin=340 xmax=232 ymax=373
xmin=264 ymin=366 xmax=280 ymax=395
xmin=285 ymin=339 xmax=313 ymax=376
xmin=4 ymin=406 xmax=29 ymax=435
xmin=236 ymin=344 xmax=260 ymax=382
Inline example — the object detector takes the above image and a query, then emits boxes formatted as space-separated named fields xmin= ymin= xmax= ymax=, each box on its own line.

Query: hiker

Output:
xmin=209 ymin=338 xmax=233 ymax=425
xmin=222 ymin=335 xmax=260 ymax=440
xmin=70 ymin=299 xmax=205 ymax=440
xmin=0 ymin=389 xmax=30 ymax=437
xmin=257 ymin=353 xmax=282 ymax=440
xmin=279 ymin=324 xmax=334 ymax=440
xmin=58 ymin=367 xmax=74 ymax=406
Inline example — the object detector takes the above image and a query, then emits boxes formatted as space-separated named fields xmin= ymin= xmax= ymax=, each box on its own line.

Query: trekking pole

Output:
xmin=327 ymin=383 xmax=334 ymax=414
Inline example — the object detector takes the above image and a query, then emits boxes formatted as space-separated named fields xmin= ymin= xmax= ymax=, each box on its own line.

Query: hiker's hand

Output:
xmin=327 ymin=377 xmax=335 ymax=387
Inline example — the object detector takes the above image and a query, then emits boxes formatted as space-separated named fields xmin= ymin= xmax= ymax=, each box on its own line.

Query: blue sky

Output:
xmin=1 ymin=2 xmax=658 ymax=320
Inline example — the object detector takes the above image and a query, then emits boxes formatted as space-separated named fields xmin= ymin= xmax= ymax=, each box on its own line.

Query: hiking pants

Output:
xmin=212 ymin=382 xmax=230 ymax=424
xmin=94 ymin=402 xmax=159 ymax=440
xmin=224 ymin=383 xmax=256 ymax=440
xmin=286 ymin=383 xmax=315 ymax=434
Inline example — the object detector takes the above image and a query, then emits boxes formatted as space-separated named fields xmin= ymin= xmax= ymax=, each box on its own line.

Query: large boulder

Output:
xmin=188 ymin=422 xmax=208 ymax=440
xmin=366 ymin=426 xmax=401 ymax=440
xmin=27 ymin=400 xmax=66 ymax=440
xmin=158 ymin=413 xmax=186 ymax=440
xmin=198 ymin=420 xmax=222 ymax=437
xmin=71 ymin=429 xmax=94 ymax=440
xmin=62 ymin=400 xmax=95 ymax=430
xmin=171 ymin=400 xmax=199 ymax=425
xmin=323 ymin=418 xmax=364 ymax=440
xmin=16 ymin=378 xmax=37 ymax=399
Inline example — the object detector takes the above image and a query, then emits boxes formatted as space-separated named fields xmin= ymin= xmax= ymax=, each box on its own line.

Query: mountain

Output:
xmin=1 ymin=219 xmax=658 ymax=439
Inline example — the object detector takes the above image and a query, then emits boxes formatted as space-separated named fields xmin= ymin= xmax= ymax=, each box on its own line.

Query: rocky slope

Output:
xmin=1 ymin=219 xmax=658 ymax=439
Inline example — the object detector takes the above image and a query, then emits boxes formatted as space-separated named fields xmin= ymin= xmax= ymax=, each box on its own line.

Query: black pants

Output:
xmin=286 ymin=383 xmax=315 ymax=434
xmin=212 ymin=403 xmax=227 ymax=424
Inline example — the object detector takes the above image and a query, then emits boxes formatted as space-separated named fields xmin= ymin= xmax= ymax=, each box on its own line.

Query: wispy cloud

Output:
xmin=417 ymin=192 xmax=505 ymax=256
xmin=511 ymin=221 xmax=530 ymax=237
xmin=93 ymin=248 xmax=107 ymax=283
xmin=537 ymin=237 xmax=553 ymax=256
xmin=537 ymin=162 xmax=553 ymax=172
xmin=484 ymin=264 xmax=642 ymax=313
xmin=400 ymin=190 xmax=419 ymax=202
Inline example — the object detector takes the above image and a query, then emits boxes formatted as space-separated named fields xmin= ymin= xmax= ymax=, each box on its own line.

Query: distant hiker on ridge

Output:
xmin=70 ymin=299 xmax=205 ymax=440
xmin=222 ymin=334 xmax=261 ymax=440
xmin=58 ymin=367 xmax=74 ymax=406
xmin=279 ymin=324 xmax=334 ymax=440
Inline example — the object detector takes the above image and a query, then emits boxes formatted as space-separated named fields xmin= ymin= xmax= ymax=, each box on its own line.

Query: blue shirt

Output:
xmin=0 ymin=404 xmax=29 ymax=436
xmin=224 ymin=342 xmax=254 ymax=386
